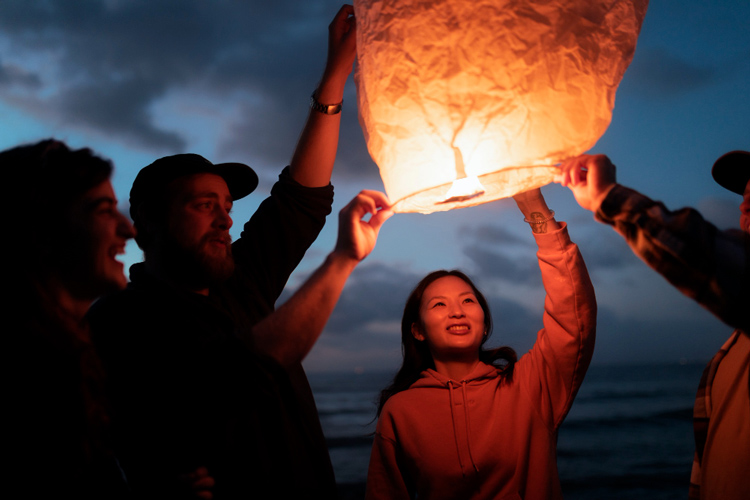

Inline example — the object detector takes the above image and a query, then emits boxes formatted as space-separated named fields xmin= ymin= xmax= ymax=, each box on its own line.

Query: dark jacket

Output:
xmin=89 ymin=168 xmax=336 ymax=498
xmin=7 ymin=302 xmax=129 ymax=499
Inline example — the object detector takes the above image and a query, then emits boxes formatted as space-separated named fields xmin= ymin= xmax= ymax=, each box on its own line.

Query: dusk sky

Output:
xmin=1 ymin=0 xmax=748 ymax=373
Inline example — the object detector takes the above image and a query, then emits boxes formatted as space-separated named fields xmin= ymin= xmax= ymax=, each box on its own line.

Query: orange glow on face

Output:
xmin=354 ymin=0 xmax=649 ymax=213
xmin=415 ymin=276 xmax=486 ymax=361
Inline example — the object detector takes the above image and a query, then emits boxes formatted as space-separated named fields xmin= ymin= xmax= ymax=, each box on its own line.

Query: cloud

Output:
xmin=454 ymin=219 xmax=640 ymax=285
xmin=328 ymin=107 xmax=383 ymax=181
xmin=463 ymin=245 xmax=542 ymax=284
xmin=481 ymin=290 xmax=543 ymax=355
xmin=58 ymin=78 xmax=186 ymax=150
xmin=0 ymin=0 xmax=348 ymax=163
xmin=625 ymin=47 xmax=716 ymax=98
xmin=0 ymin=58 xmax=40 ymax=88
xmin=573 ymin=228 xmax=642 ymax=272
xmin=454 ymin=222 xmax=540 ymax=284
xmin=459 ymin=223 xmax=528 ymax=246
xmin=324 ymin=262 xmax=421 ymax=336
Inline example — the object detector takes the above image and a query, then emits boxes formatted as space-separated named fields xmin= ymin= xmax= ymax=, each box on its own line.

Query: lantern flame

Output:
xmin=440 ymin=175 xmax=485 ymax=204
xmin=440 ymin=146 xmax=485 ymax=203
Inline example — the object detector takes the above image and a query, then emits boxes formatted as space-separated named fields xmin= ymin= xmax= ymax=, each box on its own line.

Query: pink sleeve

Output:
xmin=516 ymin=222 xmax=597 ymax=428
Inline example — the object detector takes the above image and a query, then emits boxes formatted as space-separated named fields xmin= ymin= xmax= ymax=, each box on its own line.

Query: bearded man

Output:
xmin=88 ymin=6 xmax=378 ymax=498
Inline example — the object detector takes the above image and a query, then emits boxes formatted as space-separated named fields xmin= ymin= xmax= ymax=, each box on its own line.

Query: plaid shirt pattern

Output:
xmin=688 ymin=330 xmax=744 ymax=499
xmin=596 ymin=185 xmax=750 ymax=499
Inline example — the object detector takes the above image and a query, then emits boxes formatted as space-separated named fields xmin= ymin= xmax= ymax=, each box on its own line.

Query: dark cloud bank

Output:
xmin=0 ymin=0 xmax=376 ymax=177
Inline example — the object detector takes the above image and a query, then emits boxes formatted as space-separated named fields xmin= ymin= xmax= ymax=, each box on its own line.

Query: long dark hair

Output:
xmin=7 ymin=139 xmax=113 ymax=288
xmin=376 ymin=270 xmax=516 ymax=416
xmin=4 ymin=139 xmax=115 ymax=465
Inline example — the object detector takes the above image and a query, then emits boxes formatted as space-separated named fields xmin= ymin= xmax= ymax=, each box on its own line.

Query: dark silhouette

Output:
xmin=88 ymin=6 xmax=394 ymax=498
xmin=4 ymin=139 xmax=135 ymax=499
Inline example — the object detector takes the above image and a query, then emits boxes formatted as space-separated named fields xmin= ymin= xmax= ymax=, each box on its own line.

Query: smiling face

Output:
xmin=60 ymin=180 xmax=135 ymax=299
xmin=413 ymin=275 xmax=487 ymax=362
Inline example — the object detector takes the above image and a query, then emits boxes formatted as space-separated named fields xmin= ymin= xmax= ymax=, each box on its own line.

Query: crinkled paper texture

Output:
xmin=354 ymin=0 xmax=648 ymax=213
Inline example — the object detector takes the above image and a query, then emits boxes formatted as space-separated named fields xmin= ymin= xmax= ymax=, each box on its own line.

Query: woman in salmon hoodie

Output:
xmin=366 ymin=188 xmax=597 ymax=500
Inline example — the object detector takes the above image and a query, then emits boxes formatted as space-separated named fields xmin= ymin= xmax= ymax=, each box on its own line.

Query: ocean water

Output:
xmin=308 ymin=362 xmax=705 ymax=500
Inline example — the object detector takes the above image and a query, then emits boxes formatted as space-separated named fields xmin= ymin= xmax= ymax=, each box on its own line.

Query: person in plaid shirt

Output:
xmin=559 ymin=151 xmax=749 ymax=500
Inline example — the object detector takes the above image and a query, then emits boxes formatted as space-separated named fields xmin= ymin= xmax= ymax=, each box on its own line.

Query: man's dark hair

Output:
xmin=128 ymin=153 xmax=257 ymax=251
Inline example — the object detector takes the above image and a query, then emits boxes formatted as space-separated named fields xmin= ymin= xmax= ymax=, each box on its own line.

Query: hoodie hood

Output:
xmin=412 ymin=361 xmax=503 ymax=389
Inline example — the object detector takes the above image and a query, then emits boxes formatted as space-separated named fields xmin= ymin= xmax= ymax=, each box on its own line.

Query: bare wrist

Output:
xmin=327 ymin=249 xmax=360 ymax=271
xmin=316 ymin=71 xmax=348 ymax=102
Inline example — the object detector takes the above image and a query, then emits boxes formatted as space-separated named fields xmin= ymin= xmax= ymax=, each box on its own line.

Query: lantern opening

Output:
xmin=439 ymin=146 xmax=485 ymax=203
xmin=440 ymin=175 xmax=485 ymax=204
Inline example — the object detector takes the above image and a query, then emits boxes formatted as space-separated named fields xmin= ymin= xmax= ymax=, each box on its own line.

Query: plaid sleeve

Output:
xmin=595 ymin=185 xmax=750 ymax=332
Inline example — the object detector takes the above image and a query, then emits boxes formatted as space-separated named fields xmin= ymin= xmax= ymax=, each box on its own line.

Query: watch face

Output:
xmin=326 ymin=103 xmax=342 ymax=114
xmin=310 ymin=94 xmax=343 ymax=115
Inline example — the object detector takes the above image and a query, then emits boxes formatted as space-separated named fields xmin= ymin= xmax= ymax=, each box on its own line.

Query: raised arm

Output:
xmin=252 ymin=190 xmax=393 ymax=366
xmin=512 ymin=187 xmax=597 ymax=425
xmin=289 ymin=4 xmax=357 ymax=187
xmin=513 ymin=187 xmax=561 ymax=234
xmin=559 ymin=154 xmax=749 ymax=332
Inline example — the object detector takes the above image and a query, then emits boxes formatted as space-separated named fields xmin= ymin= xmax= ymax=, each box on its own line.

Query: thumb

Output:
xmin=368 ymin=208 xmax=394 ymax=234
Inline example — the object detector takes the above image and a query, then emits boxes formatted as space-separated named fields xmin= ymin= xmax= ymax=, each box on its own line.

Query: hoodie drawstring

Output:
xmin=461 ymin=382 xmax=481 ymax=476
xmin=447 ymin=380 xmax=480 ymax=482
xmin=447 ymin=380 xmax=467 ymax=476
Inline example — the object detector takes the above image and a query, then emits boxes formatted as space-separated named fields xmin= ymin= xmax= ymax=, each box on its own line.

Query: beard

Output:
xmin=163 ymin=231 xmax=236 ymax=289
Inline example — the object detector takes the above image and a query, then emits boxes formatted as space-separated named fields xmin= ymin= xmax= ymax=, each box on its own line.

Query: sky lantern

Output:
xmin=354 ymin=0 xmax=649 ymax=214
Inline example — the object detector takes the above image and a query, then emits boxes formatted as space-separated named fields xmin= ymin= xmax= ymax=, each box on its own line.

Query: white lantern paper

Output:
xmin=354 ymin=0 xmax=648 ymax=213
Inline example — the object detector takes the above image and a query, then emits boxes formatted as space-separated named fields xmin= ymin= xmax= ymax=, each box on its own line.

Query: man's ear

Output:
xmin=411 ymin=323 xmax=425 ymax=342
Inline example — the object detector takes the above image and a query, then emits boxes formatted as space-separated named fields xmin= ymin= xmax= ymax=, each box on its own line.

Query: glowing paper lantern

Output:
xmin=354 ymin=0 xmax=648 ymax=213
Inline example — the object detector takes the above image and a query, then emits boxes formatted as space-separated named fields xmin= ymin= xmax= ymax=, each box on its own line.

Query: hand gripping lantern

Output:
xmin=354 ymin=0 xmax=648 ymax=213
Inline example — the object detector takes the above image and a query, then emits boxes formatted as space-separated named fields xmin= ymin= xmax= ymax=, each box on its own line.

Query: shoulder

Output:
xmin=382 ymin=389 xmax=418 ymax=412
xmin=381 ymin=388 xmax=421 ymax=416
xmin=377 ymin=389 xmax=428 ymax=437
xmin=88 ymin=286 xmax=173 ymax=357
xmin=381 ymin=375 xmax=446 ymax=417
